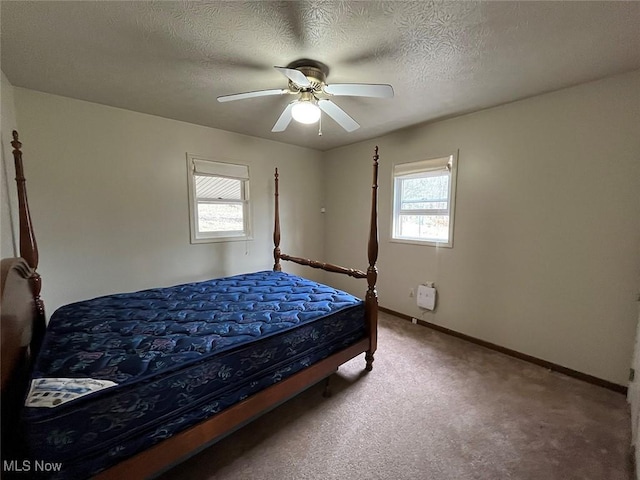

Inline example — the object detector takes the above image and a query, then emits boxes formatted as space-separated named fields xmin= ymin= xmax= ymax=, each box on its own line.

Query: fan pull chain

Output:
xmin=318 ymin=112 xmax=323 ymax=136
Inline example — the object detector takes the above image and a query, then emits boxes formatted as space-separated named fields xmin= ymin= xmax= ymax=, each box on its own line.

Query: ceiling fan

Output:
xmin=217 ymin=59 xmax=394 ymax=134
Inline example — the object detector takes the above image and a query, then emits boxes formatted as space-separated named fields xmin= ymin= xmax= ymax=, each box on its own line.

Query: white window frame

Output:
xmin=391 ymin=152 xmax=458 ymax=248
xmin=186 ymin=154 xmax=252 ymax=244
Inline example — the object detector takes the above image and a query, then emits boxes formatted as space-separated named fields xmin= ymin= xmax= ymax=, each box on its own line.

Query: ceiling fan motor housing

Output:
xmin=291 ymin=65 xmax=326 ymax=92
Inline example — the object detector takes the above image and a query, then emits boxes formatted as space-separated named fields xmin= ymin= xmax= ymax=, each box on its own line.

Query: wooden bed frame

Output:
xmin=0 ymin=131 xmax=379 ymax=479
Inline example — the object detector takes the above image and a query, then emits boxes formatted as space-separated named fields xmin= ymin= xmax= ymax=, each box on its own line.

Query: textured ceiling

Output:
xmin=2 ymin=1 xmax=640 ymax=151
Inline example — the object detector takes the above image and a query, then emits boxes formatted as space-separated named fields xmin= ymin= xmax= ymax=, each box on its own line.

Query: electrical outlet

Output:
xmin=411 ymin=317 xmax=418 ymax=325
xmin=409 ymin=288 xmax=414 ymax=298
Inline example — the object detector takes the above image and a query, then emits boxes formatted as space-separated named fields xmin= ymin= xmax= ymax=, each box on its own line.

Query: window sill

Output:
xmin=390 ymin=238 xmax=453 ymax=248
xmin=190 ymin=235 xmax=253 ymax=245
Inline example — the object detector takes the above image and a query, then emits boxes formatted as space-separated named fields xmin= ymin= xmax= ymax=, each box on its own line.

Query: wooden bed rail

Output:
xmin=279 ymin=254 xmax=367 ymax=279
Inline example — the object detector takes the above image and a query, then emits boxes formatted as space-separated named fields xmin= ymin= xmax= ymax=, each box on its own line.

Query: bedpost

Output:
xmin=273 ymin=168 xmax=281 ymax=271
xmin=365 ymin=146 xmax=379 ymax=371
xmin=11 ymin=132 xmax=39 ymax=271
xmin=11 ymin=130 xmax=46 ymax=357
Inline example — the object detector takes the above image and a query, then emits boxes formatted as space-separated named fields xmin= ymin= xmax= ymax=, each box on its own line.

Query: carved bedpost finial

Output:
xmin=11 ymin=130 xmax=21 ymax=151
xmin=273 ymin=168 xmax=282 ymax=271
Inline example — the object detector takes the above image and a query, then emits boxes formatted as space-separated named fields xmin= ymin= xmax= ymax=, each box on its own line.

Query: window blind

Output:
xmin=393 ymin=155 xmax=452 ymax=176
xmin=192 ymin=158 xmax=249 ymax=180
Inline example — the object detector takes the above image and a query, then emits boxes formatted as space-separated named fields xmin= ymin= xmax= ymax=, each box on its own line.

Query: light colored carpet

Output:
xmin=158 ymin=312 xmax=632 ymax=480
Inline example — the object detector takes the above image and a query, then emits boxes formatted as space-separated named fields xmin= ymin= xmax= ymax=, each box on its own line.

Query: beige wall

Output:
xmin=1 ymin=71 xmax=19 ymax=258
xmin=12 ymin=88 xmax=325 ymax=313
xmin=323 ymin=70 xmax=640 ymax=386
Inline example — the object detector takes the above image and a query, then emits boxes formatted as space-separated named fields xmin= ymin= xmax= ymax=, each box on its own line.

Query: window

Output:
xmin=187 ymin=155 xmax=251 ymax=243
xmin=392 ymin=153 xmax=458 ymax=247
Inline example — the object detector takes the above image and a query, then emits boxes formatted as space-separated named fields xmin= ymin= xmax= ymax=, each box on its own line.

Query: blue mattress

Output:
xmin=23 ymin=271 xmax=365 ymax=478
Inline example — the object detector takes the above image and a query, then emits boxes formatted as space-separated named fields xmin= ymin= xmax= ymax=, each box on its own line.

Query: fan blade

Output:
xmin=272 ymin=103 xmax=295 ymax=132
xmin=274 ymin=67 xmax=311 ymax=88
xmin=217 ymin=89 xmax=287 ymax=103
xmin=324 ymin=83 xmax=394 ymax=98
xmin=318 ymin=100 xmax=360 ymax=132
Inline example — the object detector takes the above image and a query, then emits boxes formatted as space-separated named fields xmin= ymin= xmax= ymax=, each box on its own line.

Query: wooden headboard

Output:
xmin=1 ymin=258 xmax=37 ymax=389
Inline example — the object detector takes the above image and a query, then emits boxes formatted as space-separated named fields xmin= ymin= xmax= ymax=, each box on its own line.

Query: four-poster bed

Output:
xmin=1 ymin=131 xmax=380 ymax=479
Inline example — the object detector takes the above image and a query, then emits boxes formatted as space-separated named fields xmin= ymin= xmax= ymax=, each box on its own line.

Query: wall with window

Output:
xmin=323 ymin=70 xmax=640 ymax=385
xmin=12 ymin=88 xmax=325 ymax=313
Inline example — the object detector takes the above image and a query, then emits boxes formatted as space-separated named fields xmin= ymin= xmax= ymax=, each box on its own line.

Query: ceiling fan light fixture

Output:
xmin=291 ymin=101 xmax=321 ymax=124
